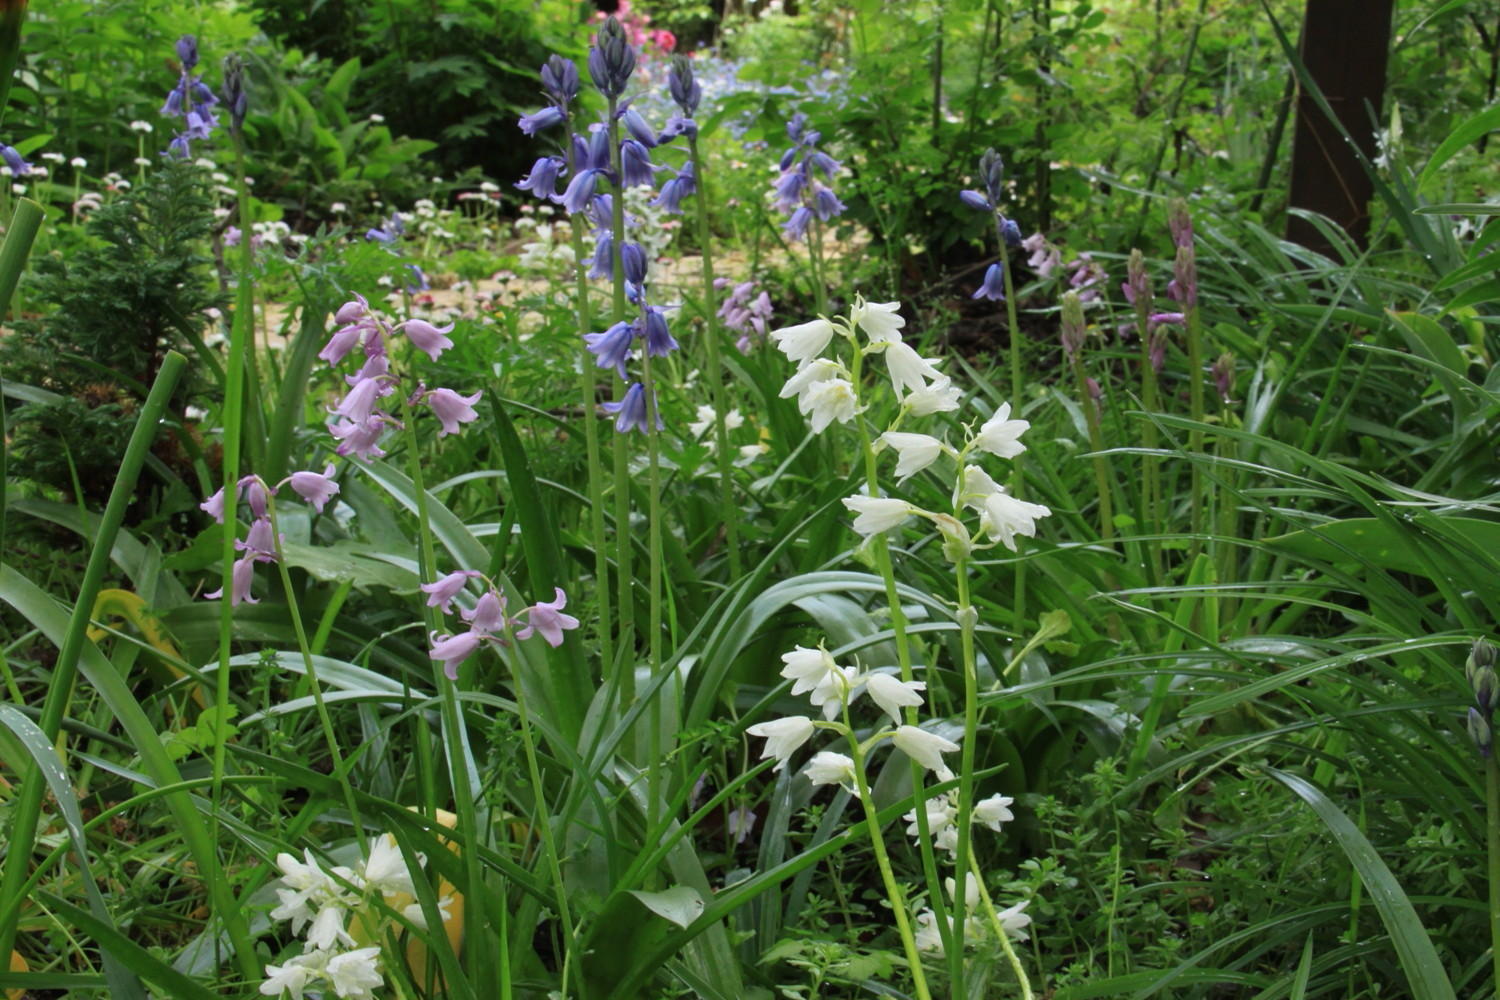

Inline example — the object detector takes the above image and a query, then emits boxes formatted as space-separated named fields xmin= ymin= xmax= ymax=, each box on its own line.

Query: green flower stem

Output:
xmin=399 ymin=399 xmax=493 ymax=993
xmin=0 ymin=352 xmax=256 ymax=981
xmin=643 ymin=341 xmax=665 ymax=838
xmin=846 ymin=336 xmax=956 ymax=965
xmin=0 ymin=198 xmax=44 ymax=562
xmin=686 ymin=133 xmax=741 ymax=578
xmin=1069 ymin=351 xmax=1114 ymax=542
xmin=965 ymin=853 xmax=1034 ymax=1000
xmin=504 ymin=624 xmax=585 ymax=1000
xmin=949 ymin=561 xmax=980 ymax=972
xmin=562 ymin=119 xmax=614 ymax=681
xmin=1132 ymin=292 xmax=1164 ymax=587
xmin=266 ymin=495 xmax=367 ymax=849
xmin=1185 ymin=298 xmax=1205 ymax=555
xmin=844 ymin=720 xmax=933 ymax=1000
xmin=1488 ymin=755 xmax=1500 ymax=996
xmin=607 ymin=97 xmax=635 ymax=707
xmin=809 ymin=217 xmax=829 ymax=318
xmin=230 ymin=136 xmax=268 ymax=474
xmin=995 ymin=223 xmax=1027 ymax=630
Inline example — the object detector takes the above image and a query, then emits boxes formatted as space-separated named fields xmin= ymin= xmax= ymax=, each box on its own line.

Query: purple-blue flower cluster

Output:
xmin=160 ymin=35 xmax=221 ymax=159
xmin=772 ymin=113 xmax=845 ymax=242
xmin=959 ymin=148 xmax=1025 ymax=301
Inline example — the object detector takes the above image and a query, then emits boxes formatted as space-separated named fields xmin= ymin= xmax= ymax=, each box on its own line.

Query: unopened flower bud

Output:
xmin=1171 ymin=245 xmax=1198 ymax=308
xmin=979 ymin=148 xmax=1004 ymax=204
xmin=668 ymin=56 xmax=701 ymax=116
xmin=1469 ymin=705 xmax=1493 ymax=757
xmin=541 ymin=55 xmax=579 ymax=106
xmin=1469 ymin=639 xmax=1498 ymax=716
xmin=221 ymin=54 xmax=248 ymax=134
xmin=1060 ymin=290 xmax=1086 ymax=360
xmin=588 ymin=16 xmax=636 ymax=98
xmin=1168 ymin=198 xmax=1193 ymax=250
xmin=933 ymin=513 xmax=972 ymax=563
xmin=1212 ymin=352 xmax=1235 ymax=404
xmin=1125 ymin=248 xmax=1152 ymax=309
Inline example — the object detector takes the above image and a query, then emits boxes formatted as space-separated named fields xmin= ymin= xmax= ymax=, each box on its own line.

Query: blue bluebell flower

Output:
xmin=221 ymin=55 xmax=248 ymax=135
xmin=160 ymin=34 xmax=220 ymax=157
xmin=601 ymin=382 xmax=660 ymax=433
xmin=620 ymin=140 xmax=658 ymax=187
xmin=658 ymin=115 xmax=698 ymax=141
xmin=0 ymin=144 xmax=31 ymax=176
xmin=406 ymin=264 xmax=430 ymax=293
xmin=786 ymin=112 xmax=808 ymax=143
xmin=585 ymin=321 xmax=636 ymax=378
xmin=584 ymin=126 xmax=612 ymax=170
xmin=807 ymin=151 xmax=839 ymax=181
xmin=979 ymin=148 xmax=1005 ymax=204
xmin=972 ymin=262 xmax=1006 ymax=301
xmin=653 ymin=161 xmax=695 ymax=213
xmin=516 ymin=156 xmax=564 ymax=200
xmin=641 ymin=307 xmax=678 ymax=356
xmin=812 ymin=186 xmax=845 ymax=222
xmin=784 ymin=206 xmax=814 ymax=241
xmin=560 ymin=169 xmax=603 ymax=214
xmin=621 ymin=242 xmax=648 ymax=285
xmin=959 ymin=190 xmax=990 ymax=212
xmin=773 ymin=170 xmax=807 ymax=211
xmin=518 ymin=106 xmax=566 ymax=136
xmin=590 ymin=232 xmax=614 ymax=280
xmin=1001 ymin=218 xmax=1023 ymax=248
xmin=366 ymin=213 xmax=405 ymax=245
xmin=621 ymin=107 xmax=657 ymax=148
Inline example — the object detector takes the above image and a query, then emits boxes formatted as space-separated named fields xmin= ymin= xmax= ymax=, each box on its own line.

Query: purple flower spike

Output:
xmin=287 ymin=464 xmax=340 ymax=512
xmin=516 ymin=588 xmax=581 ymax=647
xmin=427 ymin=388 xmax=483 ymax=437
xmin=402 ymin=318 xmax=456 ymax=361
xmin=462 ymin=590 xmax=508 ymax=634
xmin=972 ymin=262 xmax=1007 ymax=301
xmin=422 ymin=569 xmax=484 ymax=613
xmin=206 ymin=556 xmax=259 ymax=606
xmin=428 ymin=630 xmax=482 ymax=680
xmin=584 ymin=321 xmax=635 ymax=379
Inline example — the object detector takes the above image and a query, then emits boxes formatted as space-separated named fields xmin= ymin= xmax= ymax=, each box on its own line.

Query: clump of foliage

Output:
xmin=2 ymin=158 xmax=220 ymax=500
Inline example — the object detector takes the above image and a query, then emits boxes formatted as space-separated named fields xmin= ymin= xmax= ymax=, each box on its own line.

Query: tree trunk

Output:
xmin=1286 ymin=0 xmax=1395 ymax=254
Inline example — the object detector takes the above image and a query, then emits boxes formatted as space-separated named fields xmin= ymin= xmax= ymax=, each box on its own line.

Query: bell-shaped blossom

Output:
xmin=621 ymin=107 xmax=657 ymax=147
xmin=427 ymin=388 xmax=482 ymax=437
xmin=324 ymin=947 xmax=384 ymax=999
xmin=883 ymin=341 xmax=943 ymax=396
xmin=518 ymin=105 xmax=566 ymax=136
xmin=959 ymin=189 xmax=990 ymax=212
xmin=429 ymin=629 xmax=482 ymax=679
xmin=799 ymin=377 xmax=859 ymax=433
xmin=972 ymin=262 xmax=1006 ymax=301
xmin=200 ymin=486 xmax=227 ymax=524
xmin=286 ymin=464 xmax=340 ymax=512
xmin=461 ymin=591 xmax=508 ymax=634
xmin=559 ymin=168 xmax=602 ymax=215
xmin=782 ymin=205 xmax=814 ymax=241
xmin=973 ymin=793 xmax=1015 ymax=832
xmin=236 ymin=516 xmax=279 ymax=561
xmin=620 ymin=241 xmax=648 ymax=285
xmin=778 ymin=356 xmax=842 ymax=403
xmin=746 ymin=715 xmax=815 ymax=771
xmin=842 ymin=494 xmax=913 ymax=536
xmin=769 ymin=318 xmax=835 ymax=366
xmin=851 ymin=299 xmax=905 ymax=345
xmin=601 ymin=381 xmax=660 ymax=433
xmin=974 ymin=402 xmax=1029 ymax=458
xmin=516 ymin=588 xmax=581 ymax=647
xmin=978 ymin=490 xmax=1052 ymax=552
xmin=206 ymin=555 xmax=259 ymax=606
xmin=585 ymin=321 xmax=635 ymax=378
xmin=780 ymin=645 xmax=840 ymax=698
xmin=516 ymin=156 xmax=564 ymax=200
xmin=652 ymin=161 xmax=695 ymax=213
xmin=336 ymin=375 xmax=386 ymax=424
xmin=892 ymin=725 xmax=960 ymax=772
xmin=420 ymin=569 xmax=483 ymax=613
xmin=0 ymin=144 xmax=31 ymax=176
xmin=905 ymin=376 xmax=963 ymax=415
xmin=865 ymin=672 xmax=926 ymax=725
xmin=811 ymin=185 xmax=845 ymax=221
xmin=879 ymin=431 xmax=946 ymax=480
xmin=330 ymin=415 xmax=387 ymax=459
xmin=641 ymin=307 xmax=678 ymax=357
xmin=401 ymin=319 xmax=455 ymax=361
xmin=319 ymin=321 xmax=368 ymax=365
xmin=804 ymin=751 xmax=856 ymax=789
xmin=620 ymin=139 xmax=658 ymax=187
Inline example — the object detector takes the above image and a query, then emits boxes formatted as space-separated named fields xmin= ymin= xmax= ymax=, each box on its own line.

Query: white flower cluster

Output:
xmin=913 ymin=874 xmax=1031 ymax=954
xmin=261 ymin=836 xmax=454 ymax=999
xmin=770 ymin=296 xmax=1051 ymax=556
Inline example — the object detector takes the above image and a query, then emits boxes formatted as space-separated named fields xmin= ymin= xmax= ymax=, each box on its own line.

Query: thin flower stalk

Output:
xmin=265 ymin=492 xmax=369 ymax=850
xmin=1061 ymin=291 xmax=1115 ymax=543
xmin=606 ymin=92 xmax=635 ymax=703
xmin=1126 ymin=248 xmax=1165 ymax=586
xmin=965 ymin=853 xmax=1035 ymax=999
xmin=685 ymin=128 xmax=741 ymax=578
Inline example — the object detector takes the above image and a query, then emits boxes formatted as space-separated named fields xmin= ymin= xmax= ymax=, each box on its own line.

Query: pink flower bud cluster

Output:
xmin=320 ymin=294 xmax=481 ymax=458
xmin=199 ymin=467 xmax=340 ymax=606
xmin=423 ymin=572 xmax=581 ymax=679
xmin=714 ymin=277 xmax=775 ymax=354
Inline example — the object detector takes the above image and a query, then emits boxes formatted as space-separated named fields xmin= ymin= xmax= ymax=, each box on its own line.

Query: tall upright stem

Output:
xmin=949 ymin=561 xmax=980 ymax=976
xmin=1487 ymin=756 xmax=1500 ymax=997
xmin=995 ymin=226 xmax=1027 ymax=629
xmin=607 ymin=97 xmax=635 ymax=704
xmin=687 ymin=134 xmax=741 ymax=577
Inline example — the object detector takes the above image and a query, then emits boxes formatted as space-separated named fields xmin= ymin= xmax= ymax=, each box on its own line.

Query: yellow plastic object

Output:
xmin=7 ymin=948 xmax=26 ymax=1000
xmin=355 ymin=808 xmax=465 ymax=991
xmin=86 ymin=589 xmax=204 ymax=709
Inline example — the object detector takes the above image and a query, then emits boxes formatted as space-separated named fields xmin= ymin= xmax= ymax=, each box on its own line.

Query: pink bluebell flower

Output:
xmin=516 ymin=588 xmax=580 ymax=647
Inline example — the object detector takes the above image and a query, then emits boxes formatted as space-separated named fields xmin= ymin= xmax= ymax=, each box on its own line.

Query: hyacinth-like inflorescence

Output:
xmin=161 ymin=34 xmax=221 ymax=159
xmin=715 ymin=277 xmax=775 ymax=353
xmin=425 ymin=573 xmax=580 ymax=679
xmin=260 ymin=835 xmax=456 ymax=999
xmin=772 ymin=112 xmax=846 ymax=242
xmin=220 ymin=54 xmax=249 ymax=136
xmin=959 ymin=148 xmax=1025 ymax=301
xmin=1466 ymin=638 xmax=1497 ymax=757
xmin=199 ymin=468 xmax=340 ymax=607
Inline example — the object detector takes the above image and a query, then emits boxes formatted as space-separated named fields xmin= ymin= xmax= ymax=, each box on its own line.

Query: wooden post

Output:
xmin=1286 ymin=0 xmax=1395 ymax=254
